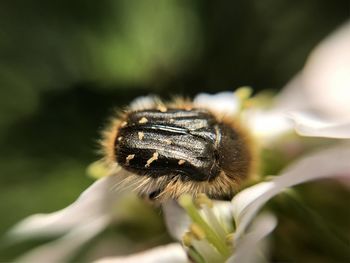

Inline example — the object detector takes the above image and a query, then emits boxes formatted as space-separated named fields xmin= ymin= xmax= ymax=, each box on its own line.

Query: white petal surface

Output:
xmin=209 ymin=201 xmax=234 ymax=234
xmin=232 ymin=145 xmax=350 ymax=239
xmin=94 ymin=243 xmax=188 ymax=263
xmin=227 ymin=213 xmax=277 ymax=263
xmin=275 ymin=74 xmax=311 ymax=111
xmin=193 ymin=91 xmax=239 ymax=116
xmin=277 ymin=21 xmax=350 ymax=118
xmin=16 ymin=216 xmax=109 ymax=263
xmin=162 ymin=200 xmax=190 ymax=241
xmin=245 ymin=109 xmax=292 ymax=141
xmin=129 ymin=95 xmax=157 ymax=110
xmin=192 ymin=239 xmax=223 ymax=263
xmin=289 ymin=112 xmax=350 ymax=138
xmin=303 ymin=20 xmax=350 ymax=118
xmin=9 ymin=174 xmax=125 ymax=239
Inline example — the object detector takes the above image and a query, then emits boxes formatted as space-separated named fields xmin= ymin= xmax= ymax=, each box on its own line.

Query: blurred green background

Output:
xmin=0 ymin=0 xmax=349 ymax=261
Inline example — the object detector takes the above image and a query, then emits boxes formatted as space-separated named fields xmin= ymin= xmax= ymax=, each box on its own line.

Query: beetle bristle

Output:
xmin=101 ymin=117 xmax=123 ymax=165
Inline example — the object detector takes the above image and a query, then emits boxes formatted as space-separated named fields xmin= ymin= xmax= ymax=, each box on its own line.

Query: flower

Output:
xmin=7 ymin=20 xmax=350 ymax=263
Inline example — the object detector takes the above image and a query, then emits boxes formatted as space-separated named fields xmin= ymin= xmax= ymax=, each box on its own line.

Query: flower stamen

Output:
xmin=179 ymin=194 xmax=232 ymax=259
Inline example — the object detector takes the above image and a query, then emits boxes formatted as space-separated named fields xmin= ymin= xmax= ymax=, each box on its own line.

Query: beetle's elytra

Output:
xmin=102 ymin=99 xmax=254 ymax=200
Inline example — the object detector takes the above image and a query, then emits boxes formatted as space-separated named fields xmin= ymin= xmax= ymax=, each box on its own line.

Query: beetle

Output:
xmin=102 ymin=97 xmax=255 ymax=200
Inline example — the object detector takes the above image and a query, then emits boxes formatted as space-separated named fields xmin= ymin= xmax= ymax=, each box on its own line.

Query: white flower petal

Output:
xmin=193 ymin=91 xmax=239 ymax=116
xmin=227 ymin=213 xmax=277 ymax=263
xmin=275 ymin=74 xmax=311 ymax=112
xmin=94 ymin=243 xmax=188 ymax=263
xmin=191 ymin=239 xmax=223 ymax=263
xmin=208 ymin=201 xmax=234 ymax=234
xmin=303 ymin=20 xmax=350 ymax=118
xmin=278 ymin=21 xmax=350 ymax=118
xmin=231 ymin=182 xmax=275 ymax=224
xmin=16 ymin=216 xmax=109 ymax=263
xmin=289 ymin=111 xmax=350 ymax=138
xmin=245 ymin=109 xmax=293 ymax=141
xmin=162 ymin=200 xmax=191 ymax=241
xmin=129 ymin=95 xmax=158 ymax=110
xmin=9 ymin=174 xmax=126 ymax=239
xmin=232 ymin=144 xmax=350 ymax=239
